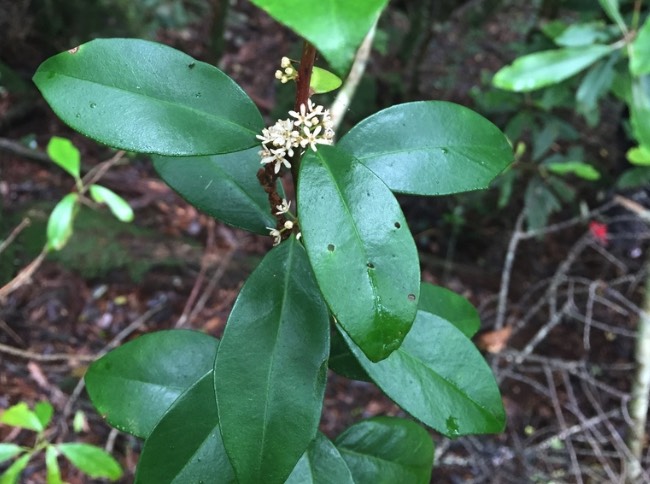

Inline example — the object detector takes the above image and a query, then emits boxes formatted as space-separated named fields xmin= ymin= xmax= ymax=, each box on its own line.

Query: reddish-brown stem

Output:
xmin=290 ymin=41 xmax=317 ymax=185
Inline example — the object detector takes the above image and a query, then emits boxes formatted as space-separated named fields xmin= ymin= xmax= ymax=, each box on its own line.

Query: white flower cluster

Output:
xmin=267 ymin=199 xmax=301 ymax=246
xmin=275 ymin=57 xmax=297 ymax=84
xmin=257 ymin=100 xmax=335 ymax=174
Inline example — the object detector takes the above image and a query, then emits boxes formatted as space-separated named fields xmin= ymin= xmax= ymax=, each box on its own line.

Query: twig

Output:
xmin=0 ymin=137 xmax=50 ymax=164
xmin=186 ymin=249 xmax=235 ymax=325
xmin=0 ymin=218 xmax=31 ymax=255
xmin=79 ymin=150 xmax=126 ymax=195
xmin=329 ymin=18 xmax=378 ymax=134
xmin=0 ymin=343 xmax=95 ymax=362
xmin=0 ymin=247 xmax=48 ymax=301
xmin=495 ymin=212 xmax=524 ymax=330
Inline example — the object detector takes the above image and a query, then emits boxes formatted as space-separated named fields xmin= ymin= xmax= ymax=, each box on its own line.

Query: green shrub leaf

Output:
xmin=0 ymin=402 xmax=44 ymax=432
xmin=631 ymin=75 xmax=650 ymax=147
xmin=546 ymin=161 xmax=601 ymax=180
xmin=0 ymin=453 xmax=30 ymax=484
xmin=135 ymin=373 xmax=235 ymax=484
xmin=47 ymin=193 xmax=78 ymax=251
xmin=285 ymin=433 xmax=354 ymax=484
xmin=298 ymin=145 xmax=420 ymax=362
xmin=152 ymin=148 xmax=274 ymax=234
xmin=33 ymin=39 xmax=262 ymax=156
xmin=0 ymin=444 xmax=25 ymax=465
xmin=214 ymin=237 xmax=330 ymax=484
xmin=418 ymin=283 xmax=480 ymax=338
xmin=341 ymin=311 xmax=506 ymax=436
xmin=56 ymin=443 xmax=122 ymax=481
xmin=335 ymin=417 xmax=434 ymax=484
xmin=85 ymin=330 xmax=219 ymax=438
xmin=310 ymin=67 xmax=342 ymax=94
xmin=493 ymin=45 xmax=614 ymax=92
xmin=598 ymin=0 xmax=625 ymax=32
xmin=250 ymin=0 xmax=388 ymax=74
xmin=553 ymin=22 xmax=613 ymax=47
xmin=631 ymin=17 xmax=650 ymax=76
xmin=337 ymin=101 xmax=513 ymax=196
xmin=45 ymin=446 xmax=64 ymax=484
xmin=626 ymin=145 xmax=650 ymax=166
xmin=89 ymin=185 xmax=134 ymax=222
xmin=34 ymin=401 xmax=54 ymax=429
xmin=46 ymin=136 xmax=81 ymax=180
xmin=329 ymin=326 xmax=370 ymax=381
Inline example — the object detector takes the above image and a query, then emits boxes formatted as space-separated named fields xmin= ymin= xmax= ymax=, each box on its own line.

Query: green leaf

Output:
xmin=46 ymin=136 xmax=80 ymax=180
xmin=0 ymin=444 xmax=25 ymax=465
xmin=631 ymin=75 xmax=650 ymax=147
xmin=135 ymin=372 xmax=236 ymax=484
xmin=616 ymin=166 xmax=650 ymax=188
xmin=34 ymin=401 xmax=54 ymax=429
xmin=335 ymin=417 xmax=434 ymax=484
xmin=493 ymin=45 xmax=614 ymax=92
xmin=85 ymin=330 xmax=218 ymax=439
xmin=298 ymin=145 xmax=420 ymax=362
xmin=285 ymin=433 xmax=354 ymax=484
xmin=57 ymin=443 xmax=122 ymax=481
xmin=89 ymin=185 xmax=134 ymax=222
xmin=214 ymin=237 xmax=330 ymax=484
xmin=337 ymin=101 xmax=513 ymax=196
xmin=576 ymin=54 xmax=617 ymax=122
xmin=250 ymin=0 xmax=388 ymax=74
xmin=631 ymin=17 xmax=650 ymax=76
xmin=546 ymin=161 xmax=601 ymax=180
xmin=627 ymin=145 xmax=650 ymax=165
xmin=524 ymin=177 xmax=561 ymax=231
xmin=553 ymin=22 xmax=613 ymax=47
xmin=47 ymin=193 xmax=78 ymax=251
xmin=599 ymin=0 xmax=626 ymax=32
xmin=33 ymin=39 xmax=262 ymax=156
xmin=329 ymin=325 xmax=370 ymax=381
xmin=0 ymin=453 xmax=30 ymax=484
xmin=340 ymin=312 xmax=505 ymax=437
xmin=45 ymin=446 xmax=64 ymax=484
xmin=152 ymin=147 xmax=275 ymax=234
xmin=0 ymin=402 xmax=43 ymax=432
xmin=310 ymin=67 xmax=343 ymax=94
xmin=418 ymin=283 xmax=480 ymax=338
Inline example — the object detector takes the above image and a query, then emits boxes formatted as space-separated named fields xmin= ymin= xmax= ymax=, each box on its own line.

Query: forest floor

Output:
xmin=1 ymin=1 xmax=649 ymax=483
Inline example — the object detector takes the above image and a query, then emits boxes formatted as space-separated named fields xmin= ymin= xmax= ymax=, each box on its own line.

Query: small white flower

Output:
xmin=274 ymin=70 xmax=283 ymax=80
xmin=273 ymin=154 xmax=291 ymax=174
xmin=267 ymin=227 xmax=282 ymax=246
xmin=281 ymin=57 xmax=291 ymax=68
xmin=296 ymin=232 xmax=302 ymax=240
xmin=284 ymin=220 xmax=294 ymax=230
xmin=275 ymin=199 xmax=291 ymax=215
xmin=289 ymin=103 xmax=316 ymax=128
xmin=300 ymin=126 xmax=324 ymax=151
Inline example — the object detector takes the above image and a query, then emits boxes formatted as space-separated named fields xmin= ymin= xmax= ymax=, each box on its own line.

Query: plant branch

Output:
xmin=290 ymin=41 xmax=317 ymax=184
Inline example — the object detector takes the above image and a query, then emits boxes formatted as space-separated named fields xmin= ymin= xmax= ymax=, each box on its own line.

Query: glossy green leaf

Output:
xmin=617 ymin=166 xmax=650 ymax=188
xmin=546 ymin=161 xmax=601 ymax=180
xmin=337 ymin=101 xmax=513 ymax=196
xmin=214 ymin=237 xmax=330 ymax=484
xmin=298 ymin=145 xmax=420 ymax=362
xmin=0 ymin=453 xmax=30 ymax=484
xmin=310 ymin=67 xmax=343 ymax=94
xmin=152 ymin=147 xmax=274 ymax=234
xmin=599 ymin=0 xmax=626 ymax=32
xmin=34 ymin=401 xmax=54 ymax=429
xmin=57 ymin=443 xmax=122 ymax=481
xmin=285 ymin=432 xmax=354 ymax=484
xmin=47 ymin=136 xmax=80 ymax=180
xmin=89 ymin=185 xmax=134 ymax=222
xmin=335 ymin=417 xmax=434 ymax=484
xmin=85 ymin=330 xmax=218 ymax=438
xmin=47 ymin=193 xmax=78 ymax=251
xmin=33 ymin=39 xmax=262 ymax=156
xmin=329 ymin=325 xmax=370 ymax=381
xmin=631 ymin=17 xmax=650 ymax=76
xmin=576 ymin=54 xmax=616 ymax=120
xmin=418 ymin=283 xmax=480 ymax=338
xmin=493 ymin=45 xmax=614 ymax=92
xmin=250 ymin=0 xmax=388 ymax=74
xmin=627 ymin=145 xmax=650 ymax=165
xmin=0 ymin=402 xmax=43 ymax=432
xmin=0 ymin=444 xmax=25 ymax=465
xmin=631 ymin=75 xmax=650 ymax=147
xmin=45 ymin=446 xmax=64 ymax=484
xmin=340 ymin=311 xmax=506 ymax=436
xmin=135 ymin=372 xmax=235 ymax=484
xmin=553 ymin=22 xmax=613 ymax=47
